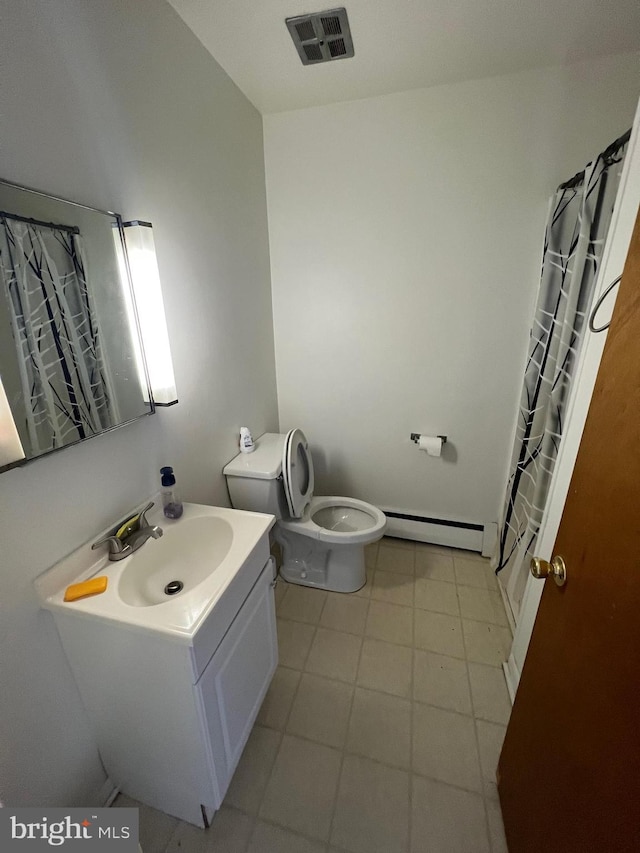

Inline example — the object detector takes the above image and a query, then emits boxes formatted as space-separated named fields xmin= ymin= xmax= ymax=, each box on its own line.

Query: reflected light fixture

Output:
xmin=121 ymin=221 xmax=178 ymax=407
xmin=0 ymin=375 xmax=25 ymax=467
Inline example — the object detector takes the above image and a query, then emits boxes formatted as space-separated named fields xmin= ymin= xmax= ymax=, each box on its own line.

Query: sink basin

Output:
xmin=118 ymin=515 xmax=234 ymax=607
xmin=36 ymin=501 xmax=276 ymax=638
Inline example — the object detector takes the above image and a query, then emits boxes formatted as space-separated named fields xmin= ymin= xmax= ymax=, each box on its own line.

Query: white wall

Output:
xmin=0 ymin=0 xmax=277 ymax=807
xmin=264 ymin=52 xmax=640 ymax=529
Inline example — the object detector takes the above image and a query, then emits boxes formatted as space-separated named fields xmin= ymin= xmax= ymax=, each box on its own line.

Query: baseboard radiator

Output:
xmin=382 ymin=509 xmax=497 ymax=557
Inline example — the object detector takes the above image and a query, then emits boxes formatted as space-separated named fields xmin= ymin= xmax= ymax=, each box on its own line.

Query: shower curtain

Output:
xmin=0 ymin=216 xmax=117 ymax=455
xmin=494 ymin=130 xmax=630 ymax=618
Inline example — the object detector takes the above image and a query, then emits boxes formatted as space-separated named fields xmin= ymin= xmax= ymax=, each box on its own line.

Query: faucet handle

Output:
xmin=91 ymin=534 xmax=129 ymax=555
xmin=138 ymin=501 xmax=155 ymax=528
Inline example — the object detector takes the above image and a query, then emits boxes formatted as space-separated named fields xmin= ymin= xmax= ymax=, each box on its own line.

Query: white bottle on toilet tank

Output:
xmin=239 ymin=427 xmax=255 ymax=453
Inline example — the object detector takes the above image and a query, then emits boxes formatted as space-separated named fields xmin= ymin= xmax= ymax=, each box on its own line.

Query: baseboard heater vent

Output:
xmin=382 ymin=510 xmax=496 ymax=557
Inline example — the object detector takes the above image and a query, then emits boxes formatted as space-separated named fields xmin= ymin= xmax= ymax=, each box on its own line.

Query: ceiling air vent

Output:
xmin=286 ymin=8 xmax=354 ymax=66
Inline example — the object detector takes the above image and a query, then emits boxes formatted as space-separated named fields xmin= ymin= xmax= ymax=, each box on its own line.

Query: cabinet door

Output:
xmin=198 ymin=558 xmax=277 ymax=800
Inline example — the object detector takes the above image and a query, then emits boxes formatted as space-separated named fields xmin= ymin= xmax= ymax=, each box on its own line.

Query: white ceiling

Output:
xmin=168 ymin=0 xmax=640 ymax=114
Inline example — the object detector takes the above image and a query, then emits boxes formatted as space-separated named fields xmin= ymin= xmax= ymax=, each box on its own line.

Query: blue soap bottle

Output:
xmin=160 ymin=466 xmax=183 ymax=519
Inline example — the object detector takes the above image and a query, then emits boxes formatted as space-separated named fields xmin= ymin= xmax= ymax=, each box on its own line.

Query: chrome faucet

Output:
xmin=91 ymin=502 xmax=163 ymax=561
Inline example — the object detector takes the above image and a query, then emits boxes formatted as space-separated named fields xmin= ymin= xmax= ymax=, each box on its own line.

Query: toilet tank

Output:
xmin=223 ymin=433 xmax=288 ymax=518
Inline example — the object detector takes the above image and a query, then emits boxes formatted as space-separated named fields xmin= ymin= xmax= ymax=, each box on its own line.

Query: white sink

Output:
xmin=37 ymin=501 xmax=275 ymax=638
xmin=119 ymin=515 xmax=235 ymax=607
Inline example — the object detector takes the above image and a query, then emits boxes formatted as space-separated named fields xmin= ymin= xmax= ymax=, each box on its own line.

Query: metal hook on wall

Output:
xmin=588 ymin=275 xmax=622 ymax=334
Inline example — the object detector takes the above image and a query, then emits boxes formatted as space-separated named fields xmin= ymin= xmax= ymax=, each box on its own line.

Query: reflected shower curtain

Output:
xmin=494 ymin=130 xmax=630 ymax=616
xmin=0 ymin=217 xmax=116 ymax=455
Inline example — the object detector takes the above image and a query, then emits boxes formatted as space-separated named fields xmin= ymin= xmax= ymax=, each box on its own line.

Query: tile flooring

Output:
xmin=115 ymin=538 xmax=512 ymax=852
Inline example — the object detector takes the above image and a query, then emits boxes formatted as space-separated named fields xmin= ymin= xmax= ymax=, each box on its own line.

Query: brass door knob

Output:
xmin=530 ymin=556 xmax=567 ymax=587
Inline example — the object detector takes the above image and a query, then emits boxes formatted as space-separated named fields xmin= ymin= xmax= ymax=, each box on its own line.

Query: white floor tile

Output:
xmin=166 ymin=807 xmax=252 ymax=852
xmin=457 ymin=586 xmax=496 ymax=623
xmin=331 ymin=755 xmax=410 ymax=853
xmin=371 ymin=570 xmax=414 ymax=607
xmin=462 ymin=620 xmax=511 ymax=667
xmin=411 ymin=776 xmax=490 ymax=853
xmin=278 ymin=584 xmax=327 ymax=624
xmin=451 ymin=549 xmax=486 ymax=564
xmin=488 ymin=591 xmax=509 ymax=627
xmin=259 ymin=735 xmax=342 ymax=841
xmin=413 ymin=650 xmax=472 ymax=715
xmin=357 ymin=638 xmax=412 ymax=698
xmin=377 ymin=543 xmax=416 ymax=575
xmin=414 ymin=610 xmax=465 ymax=658
xmin=412 ymin=704 xmax=482 ymax=792
xmin=346 ymin=687 xmax=411 ymax=769
xmin=468 ymin=662 xmax=511 ymax=724
xmin=248 ymin=820 xmax=327 ymax=853
xmin=382 ymin=536 xmax=415 ymax=551
xmin=224 ymin=725 xmax=281 ymax=814
xmin=276 ymin=619 xmax=316 ymax=670
xmin=414 ymin=576 xmax=460 ymax=616
xmin=458 ymin=587 xmax=509 ymax=627
xmin=305 ymin=628 xmax=362 ymax=683
xmin=275 ymin=580 xmax=288 ymax=610
xmin=365 ymin=542 xmax=379 ymax=569
xmin=320 ymin=592 xmax=369 ymax=635
xmin=113 ymin=794 xmax=178 ymax=853
xmin=415 ymin=548 xmax=456 ymax=583
xmin=454 ymin=557 xmax=490 ymax=589
xmin=483 ymin=564 xmax=501 ymax=591
xmin=257 ymin=666 xmax=301 ymax=730
xmin=365 ymin=600 xmax=414 ymax=647
xmin=286 ymin=673 xmax=353 ymax=748
xmin=476 ymin=720 xmax=507 ymax=783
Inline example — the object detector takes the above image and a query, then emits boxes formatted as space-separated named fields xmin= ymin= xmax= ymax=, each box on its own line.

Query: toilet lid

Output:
xmin=282 ymin=428 xmax=314 ymax=518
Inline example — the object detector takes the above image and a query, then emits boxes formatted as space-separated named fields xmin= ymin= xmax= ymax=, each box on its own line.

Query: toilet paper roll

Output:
xmin=418 ymin=435 xmax=443 ymax=457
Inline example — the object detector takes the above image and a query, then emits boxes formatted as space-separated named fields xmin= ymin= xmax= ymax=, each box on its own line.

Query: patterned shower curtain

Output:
xmin=0 ymin=216 xmax=117 ymax=455
xmin=494 ymin=130 xmax=630 ymax=616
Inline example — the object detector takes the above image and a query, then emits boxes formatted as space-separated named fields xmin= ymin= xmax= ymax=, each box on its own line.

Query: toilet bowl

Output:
xmin=290 ymin=495 xmax=386 ymax=543
xmin=223 ymin=430 xmax=386 ymax=592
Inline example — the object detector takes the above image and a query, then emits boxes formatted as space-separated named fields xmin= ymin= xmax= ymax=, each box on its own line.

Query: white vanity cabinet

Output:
xmin=196 ymin=560 xmax=277 ymax=799
xmin=49 ymin=539 xmax=277 ymax=828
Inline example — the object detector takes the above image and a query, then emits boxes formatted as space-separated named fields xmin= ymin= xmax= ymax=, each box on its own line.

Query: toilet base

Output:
xmin=276 ymin=527 xmax=366 ymax=593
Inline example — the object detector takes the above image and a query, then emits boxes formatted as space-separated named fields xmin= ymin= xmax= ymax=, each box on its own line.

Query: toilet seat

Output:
xmin=282 ymin=429 xmax=314 ymax=518
xmin=279 ymin=495 xmax=386 ymax=545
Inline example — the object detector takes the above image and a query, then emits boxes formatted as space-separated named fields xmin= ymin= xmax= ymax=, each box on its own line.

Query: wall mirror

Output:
xmin=0 ymin=179 xmax=153 ymax=473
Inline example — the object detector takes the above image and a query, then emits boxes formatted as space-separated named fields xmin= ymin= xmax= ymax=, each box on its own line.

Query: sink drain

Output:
xmin=164 ymin=580 xmax=184 ymax=596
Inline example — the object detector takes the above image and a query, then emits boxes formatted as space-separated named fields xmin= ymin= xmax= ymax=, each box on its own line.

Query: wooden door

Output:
xmin=497 ymin=207 xmax=640 ymax=853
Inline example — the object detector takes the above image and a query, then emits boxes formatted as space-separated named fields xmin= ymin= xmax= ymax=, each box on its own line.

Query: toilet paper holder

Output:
xmin=410 ymin=433 xmax=447 ymax=444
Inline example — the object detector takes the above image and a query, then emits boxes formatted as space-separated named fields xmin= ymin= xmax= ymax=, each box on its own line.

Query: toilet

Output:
xmin=223 ymin=430 xmax=386 ymax=592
